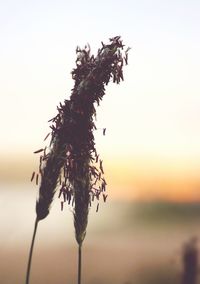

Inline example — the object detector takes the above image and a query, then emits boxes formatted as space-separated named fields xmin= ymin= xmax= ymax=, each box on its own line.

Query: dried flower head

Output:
xmin=32 ymin=37 xmax=129 ymax=244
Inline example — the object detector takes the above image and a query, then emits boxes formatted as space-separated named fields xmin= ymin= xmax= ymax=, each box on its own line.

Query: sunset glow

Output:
xmin=1 ymin=0 xmax=200 ymax=203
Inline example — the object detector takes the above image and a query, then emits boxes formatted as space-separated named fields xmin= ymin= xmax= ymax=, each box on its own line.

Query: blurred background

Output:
xmin=1 ymin=0 xmax=200 ymax=283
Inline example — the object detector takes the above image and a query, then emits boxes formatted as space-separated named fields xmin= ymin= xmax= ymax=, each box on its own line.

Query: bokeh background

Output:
xmin=1 ymin=0 xmax=200 ymax=283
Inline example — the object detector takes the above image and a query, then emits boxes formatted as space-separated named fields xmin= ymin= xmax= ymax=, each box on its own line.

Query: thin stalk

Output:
xmin=78 ymin=244 xmax=82 ymax=284
xmin=25 ymin=218 xmax=39 ymax=284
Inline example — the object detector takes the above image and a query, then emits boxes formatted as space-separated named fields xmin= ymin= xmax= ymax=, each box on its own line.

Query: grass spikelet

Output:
xmin=70 ymin=35 xmax=129 ymax=242
xmin=36 ymin=140 xmax=67 ymax=220
xmin=64 ymin=36 xmax=129 ymax=284
xmin=26 ymin=100 xmax=73 ymax=284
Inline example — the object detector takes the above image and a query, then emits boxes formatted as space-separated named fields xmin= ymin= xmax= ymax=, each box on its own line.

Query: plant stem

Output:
xmin=25 ymin=218 xmax=39 ymax=284
xmin=78 ymin=244 xmax=82 ymax=284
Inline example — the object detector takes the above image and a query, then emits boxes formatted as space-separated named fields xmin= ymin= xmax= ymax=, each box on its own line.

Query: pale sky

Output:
xmin=1 ymin=0 xmax=200 ymax=199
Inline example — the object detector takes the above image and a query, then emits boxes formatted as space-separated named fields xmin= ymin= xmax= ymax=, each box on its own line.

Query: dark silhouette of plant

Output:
xmin=25 ymin=36 xmax=129 ymax=284
xmin=181 ymin=237 xmax=199 ymax=284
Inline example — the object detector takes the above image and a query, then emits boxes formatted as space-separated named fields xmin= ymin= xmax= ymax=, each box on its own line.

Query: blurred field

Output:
xmin=1 ymin=183 xmax=200 ymax=283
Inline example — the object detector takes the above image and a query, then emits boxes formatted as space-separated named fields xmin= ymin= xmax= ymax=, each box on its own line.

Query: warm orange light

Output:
xmin=104 ymin=154 xmax=200 ymax=202
xmin=1 ymin=153 xmax=200 ymax=203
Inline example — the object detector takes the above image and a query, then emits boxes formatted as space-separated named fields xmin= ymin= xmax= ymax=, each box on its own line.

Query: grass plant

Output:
xmin=25 ymin=36 xmax=129 ymax=284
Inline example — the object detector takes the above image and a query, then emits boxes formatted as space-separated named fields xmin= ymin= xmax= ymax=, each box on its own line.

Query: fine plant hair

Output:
xmin=25 ymin=36 xmax=129 ymax=284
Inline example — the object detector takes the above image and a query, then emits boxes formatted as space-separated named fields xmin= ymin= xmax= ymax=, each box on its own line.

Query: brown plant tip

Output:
xmin=36 ymin=174 xmax=39 ymax=185
xmin=43 ymin=132 xmax=50 ymax=141
xmin=30 ymin=172 xmax=35 ymax=182
xmin=33 ymin=148 xmax=44 ymax=154
xmin=103 ymin=194 xmax=108 ymax=202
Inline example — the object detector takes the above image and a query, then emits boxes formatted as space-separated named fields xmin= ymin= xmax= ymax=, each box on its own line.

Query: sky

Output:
xmin=0 ymin=0 xmax=200 ymax=201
